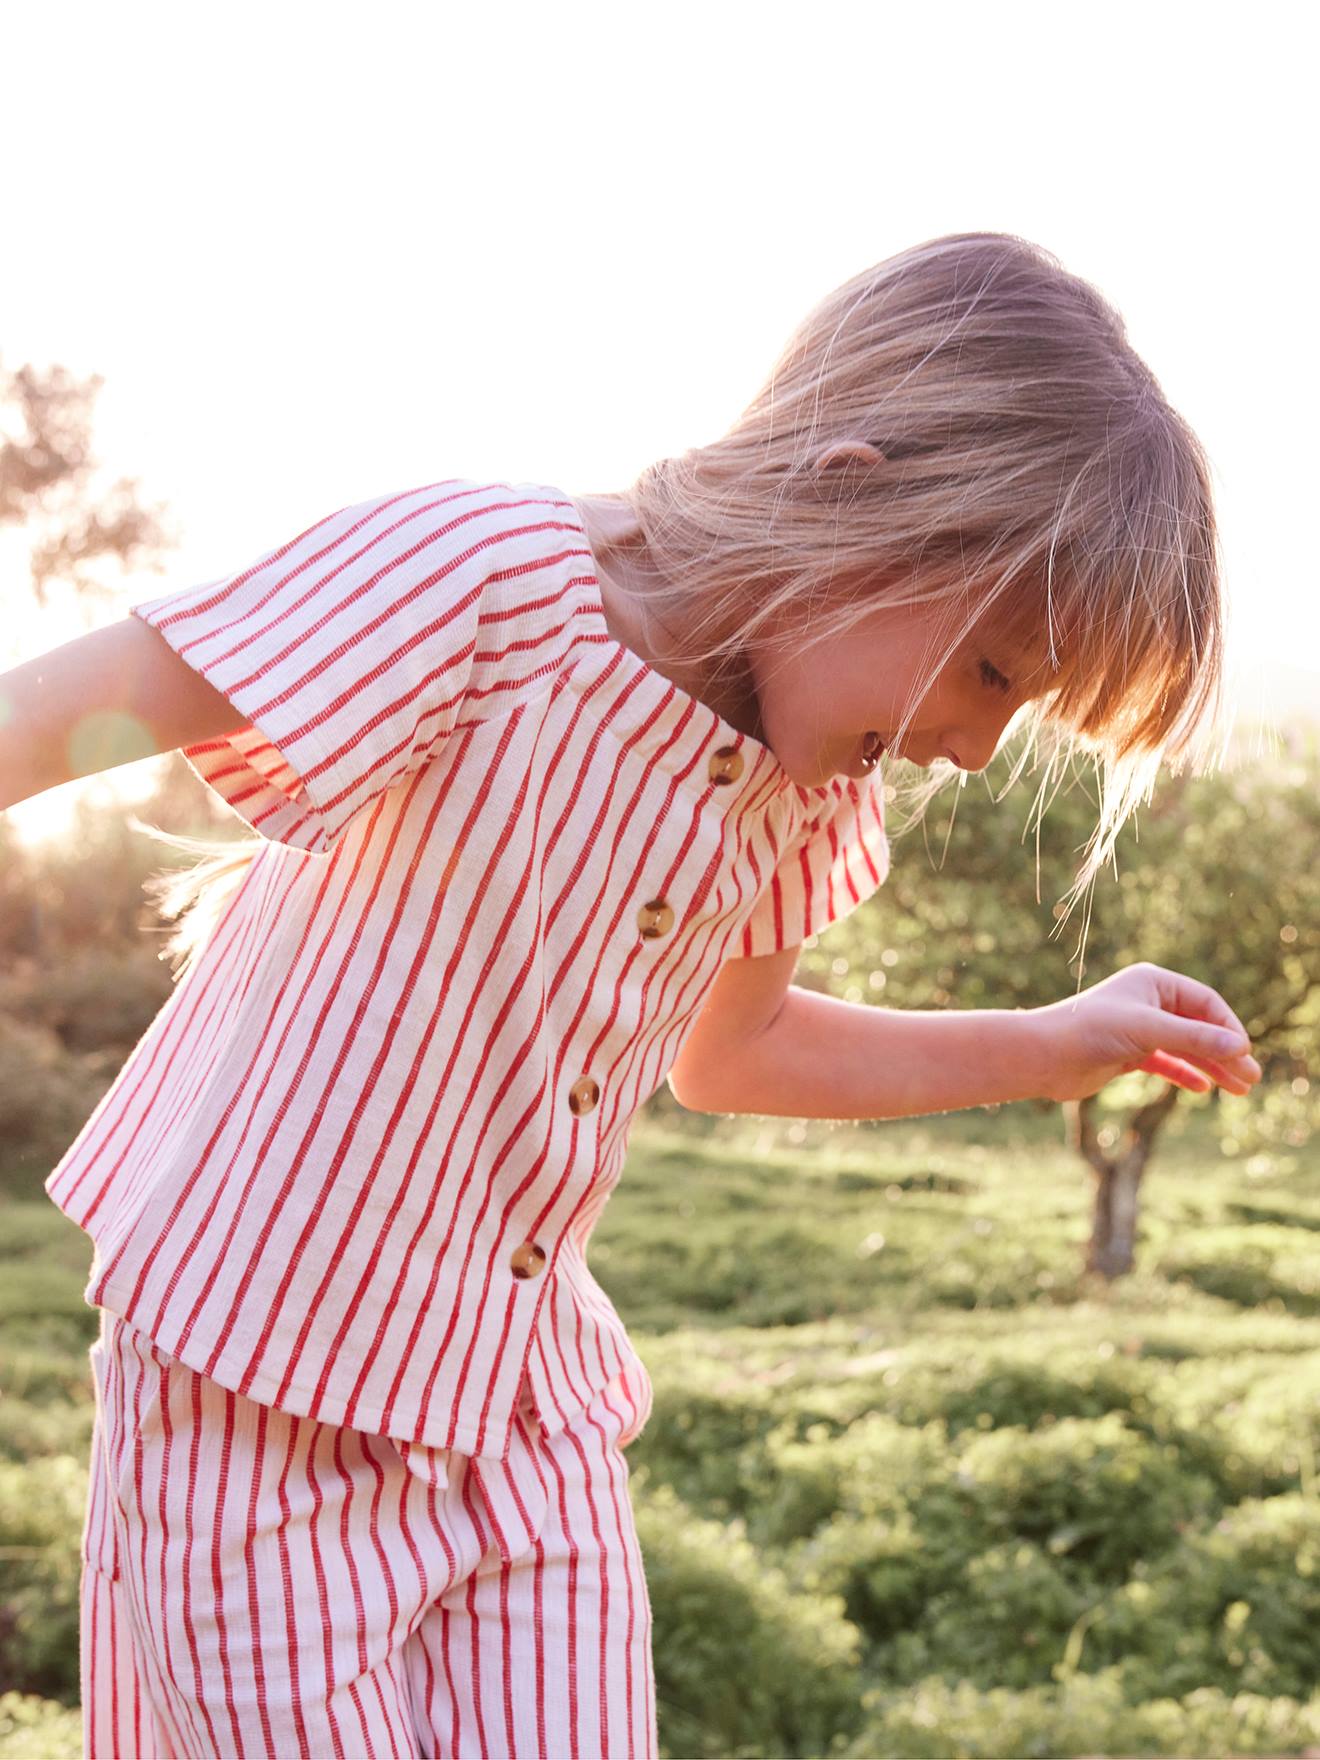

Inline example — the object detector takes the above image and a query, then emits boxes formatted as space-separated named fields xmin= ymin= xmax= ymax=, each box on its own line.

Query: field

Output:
xmin=4 ymin=1098 xmax=1320 ymax=1758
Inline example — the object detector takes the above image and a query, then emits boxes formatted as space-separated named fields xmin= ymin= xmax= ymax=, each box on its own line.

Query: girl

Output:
xmin=3 ymin=230 xmax=1260 ymax=1760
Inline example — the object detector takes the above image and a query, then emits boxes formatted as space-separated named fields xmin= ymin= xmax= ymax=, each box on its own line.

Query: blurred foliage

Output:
xmin=0 ymin=768 xmax=237 ymax=1200
xmin=0 ymin=1455 xmax=85 ymax=1699
xmin=0 ymin=762 xmax=229 ymax=959
xmin=797 ymin=738 xmax=1320 ymax=1262
xmin=0 ymin=1014 xmax=103 ymax=1193
xmin=816 ymin=735 xmax=1320 ymax=1060
xmin=634 ymin=1481 xmax=864 ymax=1757
xmin=0 ymin=1696 xmax=81 ymax=1760
xmin=0 ymin=355 xmax=173 ymax=617
xmin=843 ymin=1669 xmax=1320 ymax=1758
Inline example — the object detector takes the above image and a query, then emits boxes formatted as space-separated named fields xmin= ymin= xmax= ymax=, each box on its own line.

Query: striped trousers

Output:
xmin=80 ymin=1311 xmax=658 ymax=1759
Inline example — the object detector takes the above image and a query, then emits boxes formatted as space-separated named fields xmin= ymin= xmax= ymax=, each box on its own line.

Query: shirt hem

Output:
xmin=93 ymin=1282 xmax=518 ymax=1460
xmin=89 ymin=1280 xmax=634 ymax=1464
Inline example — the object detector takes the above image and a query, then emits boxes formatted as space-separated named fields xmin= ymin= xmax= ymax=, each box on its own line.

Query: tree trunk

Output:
xmin=1063 ymin=1084 xmax=1181 ymax=1279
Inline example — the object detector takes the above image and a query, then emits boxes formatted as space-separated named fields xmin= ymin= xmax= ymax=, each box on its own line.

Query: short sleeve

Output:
xmin=732 ymin=774 xmax=890 ymax=958
xmin=131 ymin=483 xmax=498 ymax=853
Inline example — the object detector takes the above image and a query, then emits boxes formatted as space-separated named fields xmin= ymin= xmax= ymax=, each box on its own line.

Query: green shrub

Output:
xmin=0 ymin=1260 xmax=95 ymax=1334
xmin=0 ymin=1694 xmax=81 ymax=1760
xmin=844 ymin=1667 xmax=1320 ymax=1758
xmin=1157 ymin=1224 xmax=1320 ymax=1317
xmin=948 ymin=1412 xmax=1220 ymax=1583
xmin=882 ymin=1540 xmax=1094 ymax=1689
xmin=0 ymin=1333 xmax=95 ymax=1404
xmin=3 ymin=943 xmax=171 ymax=1055
xmin=0 ymin=1456 xmax=85 ymax=1699
xmin=0 ymin=1207 xmax=97 ymax=1363
xmin=633 ymin=1479 xmax=864 ymax=1758
xmin=792 ymin=1407 xmax=1218 ymax=1593
xmin=0 ymin=1018 xmax=103 ymax=1198
xmin=1210 ymin=1352 xmax=1320 ymax=1499
xmin=773 ymin=1346 xmax=1152 ymax=1441
xmin=1088 ymin=1493 xmax=1320 ymax=1701
xmin=0 ymin=1312 xmax=97 ymax=1367
xmin=625 ymin=1370 xmax=783 ymax=1520
xmin=1140 ymin=1347 xmax=1320 ymax=1500
xmin=778 ymin=1421 xmax=976 ymax=1644
xmin=0 ymin=1204 xmax=92 ymax=1267
xmin=755 ymin=1413 xmax=952 ymax=1549
xmin=919 ymin=1232 xmax=1088 ymax=1311
xmin=0 ymin=1396 xmax=93 ymax=1463
xmin=778 ymin=1412 xmax=1222 ymax=1662
xmin=599 ymin=1211 xmax=862 ymax=1328
xmin=794 ymin=1505 xmax=966 ymax=1652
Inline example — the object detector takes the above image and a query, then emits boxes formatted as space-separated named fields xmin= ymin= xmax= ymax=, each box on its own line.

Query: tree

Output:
xmin=0 ymin=355 xmax=173 ymax=620
xmin=0 ymin=354 xmax=231 ymax=953
xmin=805 ymin=735 xmax=1320 ymax=1279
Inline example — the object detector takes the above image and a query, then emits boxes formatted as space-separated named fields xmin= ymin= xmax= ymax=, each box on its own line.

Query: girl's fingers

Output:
xmin=1137 ymin=1003 xmax=1252 ymax=1066
xmin=1137 ymin=1049 xmax=1256 ymax=1095
xmin=1176 ymin=1051 xmax=1260 ymax=1094
xmin=1144 ymin=964 xmax=1250 ymax=1046
xmin=1137 ymin=1050 xmax=1214 ymax=1092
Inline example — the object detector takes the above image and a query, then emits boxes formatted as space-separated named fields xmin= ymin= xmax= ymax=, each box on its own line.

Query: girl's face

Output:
xmin=572 ymin=495 xmax=1055 ymax=789
xmin=749 ymin=597 xmax=1054 ymax=787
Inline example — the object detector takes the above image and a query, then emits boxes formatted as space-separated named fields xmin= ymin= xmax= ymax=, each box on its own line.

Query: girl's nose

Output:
xmin=945 ymin=709 xmax=1018 ymax=773
xmin=943 ymin=734 xmax=996 ymax=773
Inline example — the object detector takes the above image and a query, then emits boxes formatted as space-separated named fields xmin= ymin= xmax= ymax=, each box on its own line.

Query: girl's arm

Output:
xmin=671 ymin=961 xmax=1261 ymax=1118
xmin=0 ymin=618 xmax=244 ymax=811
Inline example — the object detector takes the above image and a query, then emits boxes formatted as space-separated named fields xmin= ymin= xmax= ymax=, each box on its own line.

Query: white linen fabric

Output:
xmin=81 ymin=1309 xmax=656 ymax=1759
xmin=47 ymin=479 xmax=890 ymax=1461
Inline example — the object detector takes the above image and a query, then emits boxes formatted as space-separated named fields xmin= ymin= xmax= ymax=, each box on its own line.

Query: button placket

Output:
xmin=529 ymin=741 xmax=757 ymax=1291
xmin=639 ymin=737 xmax=750 ymax=950
xmin=510 ymin=1071 xmax=601 ymax=1286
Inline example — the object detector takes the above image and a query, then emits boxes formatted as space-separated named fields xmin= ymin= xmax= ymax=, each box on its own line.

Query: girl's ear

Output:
xmin=812 ymin=440 xmax=888 ymax=474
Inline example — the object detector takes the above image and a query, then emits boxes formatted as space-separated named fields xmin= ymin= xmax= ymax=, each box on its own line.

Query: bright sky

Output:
xmin=3 ymin=0 xmax=1315 ymax=843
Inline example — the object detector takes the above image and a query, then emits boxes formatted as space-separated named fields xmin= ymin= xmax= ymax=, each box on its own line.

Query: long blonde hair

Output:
xmin=139 ymin=231 xmax=1226 ymax=982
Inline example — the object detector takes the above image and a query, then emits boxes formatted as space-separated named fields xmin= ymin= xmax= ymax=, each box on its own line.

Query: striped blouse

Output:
xmin=45 ymin=479 xmax=890 ymax=1461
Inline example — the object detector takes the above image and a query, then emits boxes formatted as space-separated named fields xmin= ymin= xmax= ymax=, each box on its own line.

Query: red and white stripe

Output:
xmin=82 ymin=1310 xmax=656 ymax=1759
xmin=47 ymin=480 xmax=889 ymax=1463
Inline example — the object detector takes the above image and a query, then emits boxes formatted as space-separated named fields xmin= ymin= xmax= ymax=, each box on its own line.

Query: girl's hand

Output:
xmin=1031 ymin=962 xmax=1263 ymax=1104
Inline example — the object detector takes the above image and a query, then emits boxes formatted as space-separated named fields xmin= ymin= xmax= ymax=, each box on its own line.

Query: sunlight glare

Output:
xmin=4 ymin=766 xmax=171 ymax=850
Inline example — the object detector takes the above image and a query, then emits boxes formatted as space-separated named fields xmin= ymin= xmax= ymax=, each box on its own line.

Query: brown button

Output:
xmin=708 ymin=745 xmax=745 ymax=786
xmin=568 ymin=1075 xmax=600 ymax=1116
xmin=510 ymin=1240 xmax=547 ymax=1280
xmin=637 ymin=898 xmax=675 ymax=939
